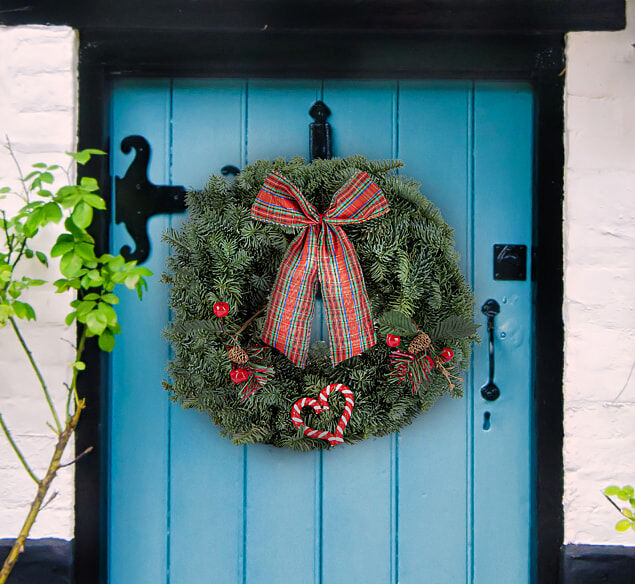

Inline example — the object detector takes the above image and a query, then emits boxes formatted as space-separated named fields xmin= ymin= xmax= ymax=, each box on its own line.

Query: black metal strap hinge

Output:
xmin=115 ymin=135 xmax=186 ymax=263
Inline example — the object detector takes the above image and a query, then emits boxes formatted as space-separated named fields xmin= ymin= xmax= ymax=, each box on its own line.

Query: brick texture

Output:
xmin=0 ymin=25 xmax=78 ymax=540
xmin=563 ymin=1 xmax=635 ymax=544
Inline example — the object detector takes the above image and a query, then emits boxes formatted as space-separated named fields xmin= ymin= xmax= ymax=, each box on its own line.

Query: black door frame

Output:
xmin=73 ymin=31 xmax=565 ymax=584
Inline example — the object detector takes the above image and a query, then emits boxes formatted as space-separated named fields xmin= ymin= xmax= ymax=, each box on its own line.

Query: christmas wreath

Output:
xmin=163 ymin=156 xmax=478 ymax=451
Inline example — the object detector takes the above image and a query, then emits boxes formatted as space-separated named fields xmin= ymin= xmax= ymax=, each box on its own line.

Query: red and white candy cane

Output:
xmin=290 ymin=383 xmax=355 ymax=446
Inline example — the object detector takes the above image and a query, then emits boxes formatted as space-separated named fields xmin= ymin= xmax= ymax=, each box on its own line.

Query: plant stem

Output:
xmin=70 ymin=330 xmax=87 ymax=406
xmin=0 ymin=413 xmax=40 ymax=485
xmin=605 ymin=493 xmax=623 ymax=514
xmin=0 ymin=400 xmax=84 ymax=584
xmin=8 ymin=317 xmax=62 ymax=433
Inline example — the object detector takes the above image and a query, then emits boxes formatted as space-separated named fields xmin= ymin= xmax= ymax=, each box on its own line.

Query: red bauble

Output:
xmin=439 ymin=347 xmax=454 ymax=362
xmin=386 ymin=334 xmax=401 ymax=347
xmin=213 ymin=301 xmax=230 ymax=317
xmin=230 ymin=368 xmax=249 ymax=384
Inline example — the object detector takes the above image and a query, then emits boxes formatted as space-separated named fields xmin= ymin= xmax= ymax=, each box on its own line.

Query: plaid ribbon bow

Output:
xmin=251 ymin=170 xmax=390 ymax=368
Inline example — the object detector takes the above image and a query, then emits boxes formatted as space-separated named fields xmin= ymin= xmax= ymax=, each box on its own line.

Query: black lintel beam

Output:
xmin=0 ymin=1 xmax=626 ymax=34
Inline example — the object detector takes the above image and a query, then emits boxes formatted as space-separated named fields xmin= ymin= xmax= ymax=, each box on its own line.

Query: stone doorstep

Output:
xmin=0 ymin=538 xmax=72 ymax=584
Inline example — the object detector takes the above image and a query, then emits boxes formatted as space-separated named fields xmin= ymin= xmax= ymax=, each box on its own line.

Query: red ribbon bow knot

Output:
xmin=251 ymin=170 xmax=390 ymax=368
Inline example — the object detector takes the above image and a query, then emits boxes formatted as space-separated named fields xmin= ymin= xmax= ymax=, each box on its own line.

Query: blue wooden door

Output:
xmin=108 ymin=80 xmax=534 ymax=583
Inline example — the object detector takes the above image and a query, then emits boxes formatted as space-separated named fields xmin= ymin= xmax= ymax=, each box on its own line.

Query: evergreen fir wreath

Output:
xmin=163 ymin=156 xmax=478 ymax=451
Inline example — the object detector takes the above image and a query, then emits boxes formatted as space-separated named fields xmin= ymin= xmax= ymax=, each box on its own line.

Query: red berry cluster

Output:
xmin=385 ymin=334 xmax=453 ymax=362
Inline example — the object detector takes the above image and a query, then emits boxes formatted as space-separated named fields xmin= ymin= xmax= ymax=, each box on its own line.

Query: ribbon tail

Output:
xmin=261 ymin=226 xmax=318 ymax=368
xmin=319 ymin=224 xmax=376 ymax=366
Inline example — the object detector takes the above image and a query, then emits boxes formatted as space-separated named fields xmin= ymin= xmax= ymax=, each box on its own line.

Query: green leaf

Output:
xmin=24 ymin=248 xmax=34 ymax=258
xmin=8 ymin=282 xmax=23 ymax=298
xmin=56 ymin=186 xmax=81 ymax=209
xmin=377 ymin=310 xmax=419 ymax=337
xmin=32 ymin=162 xmax=47 ymax=169
xmin=617 ymin=490 xmax=630 ymax=501
xmin=616 ymin=519 xmax=632 ymax=531
xmin=35 ymin=251 xmax=48 ymax=266
xmin=65 ymin=311 xmax=77 ymax=326
xmin=23 ymin=278 xmax=45 ymax=287
xmin=80 ymin=270 xmax=103 ymax=287
xmin=75 ymin=243 xmax=97 ymax=265
xmin=51 ymin=237 xmax=74 ymax=257
xmin=101 ymin=293 xmax=119 ymax=305
xmin=42 ymin=202 xmax=62 ymax=223
xmin=59 ymin=252 xmax=83 ymax=277
xmin=53 ymin=278 xmax=71 ymax=293
xmin=73 ymin=361 xmax=86 ymax=371
xmin=96 ymin=302 xmax=117 ymax=326
xmin=622 ymin=508 xmax=633 ymax=519
xmin=0 ymin=186 xmax=11 ymax=194
xmin=623 ymin=485 xmax=634 ymax=497
xmin=12 ymin=300 xmax=36 ymax=320
xmin=98 ymin=329 xmax=116 ymax=352
xmin=430 ymin=315 xmax=480 ymax=342
xmin=71 ymin=202 xmax=93 ymax=229
xmin=85 ymin=310 xmax=108 ymax=335
xmin=76 ymin=300 xmax=96 ymax=317
xmin=106 ymin=255 xmax=125 ymax=271
xmin=66 ymin=149 xmax=106 ymax=165
xmin=23 ymin=208 xmax=43 ymax=237
xmin=39 ymin=172 xmax=54 ymax=184
xmin=67 ymin=151 xmax=90 ymax=165
xmin=124 ymin=273 xmax=139 ymax=289
xmin=81 ymin=193 xmax=107 ymax=209
xmin=79 ymin=176 xmax=100 ymax=192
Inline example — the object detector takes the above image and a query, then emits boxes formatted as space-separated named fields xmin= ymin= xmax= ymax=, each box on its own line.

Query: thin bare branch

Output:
xmin=59 ymin=446 xmax=93 ymax=468
xmin=39 ymin=491 xmax=58 ymax=512
xmin=235 ymin=305 xmax=267 ymax=336
xmin=4 ymin=136 xmax=30 ymax=202
xmin=0 ymin=400 xmax=85 ymax=583
xmin=605 ymin=493 xmax=623 ymax=514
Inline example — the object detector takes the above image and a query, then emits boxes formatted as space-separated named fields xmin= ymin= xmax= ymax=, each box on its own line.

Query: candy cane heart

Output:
xmin=291 ymin=383 xmax=355 ymax=446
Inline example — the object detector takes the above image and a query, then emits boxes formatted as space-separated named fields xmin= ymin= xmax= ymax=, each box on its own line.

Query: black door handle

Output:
xmin=481 ymin=299 xmax=501 ymax=402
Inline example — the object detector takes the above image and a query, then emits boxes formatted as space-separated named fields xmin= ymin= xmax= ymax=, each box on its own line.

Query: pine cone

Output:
xmin=227 ymin=346 xmax=249 ymax=365
xmin=408 ymin=332 xmax=431 ymax=355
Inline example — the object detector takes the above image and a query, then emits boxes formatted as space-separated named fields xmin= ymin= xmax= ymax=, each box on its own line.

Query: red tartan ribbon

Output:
xmin=251 ymin=171 xmax=390 ymax=367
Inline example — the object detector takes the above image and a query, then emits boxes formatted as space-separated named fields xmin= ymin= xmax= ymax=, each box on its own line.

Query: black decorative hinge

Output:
xmin=309 ymin=100 xmax=332 ymax=161
xmin=115 ymin=135 xmax=186 ymax=264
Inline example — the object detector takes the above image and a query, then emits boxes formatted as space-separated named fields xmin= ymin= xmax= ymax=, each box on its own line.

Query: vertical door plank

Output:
xmin=245 ymin=80 xmax=322 ymax=584
xmin=169 ymin=79 xmax=247 ymax=584
xmin=397 ymin=82 xmax=472 ymax=584
xmin=472 ymin=82 xmax=534 ymax=584
xmin=109 ymin=80 xmax=172 ymax=584
xmin=320 ymin=80 xmax=396 ymax=584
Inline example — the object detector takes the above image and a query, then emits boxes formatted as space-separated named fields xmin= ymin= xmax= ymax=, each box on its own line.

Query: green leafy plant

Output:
xmin=604 ymin=485 xmax=635 ymax=532
xmin=0 ymin=143 xmax=152 ymax=583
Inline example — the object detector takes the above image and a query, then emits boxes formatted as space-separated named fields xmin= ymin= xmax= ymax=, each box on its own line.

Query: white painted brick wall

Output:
xmin=564 ymin=1 xmax=635 ymax=544
xmin=0 ymin=25 xmax=78 ymax=540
